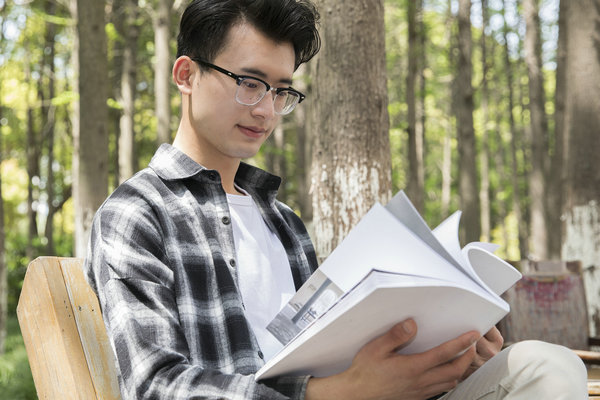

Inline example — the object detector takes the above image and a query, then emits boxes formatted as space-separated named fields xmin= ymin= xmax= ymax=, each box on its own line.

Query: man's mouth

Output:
xmin=238 ymin=124 xmax=267 ymax=138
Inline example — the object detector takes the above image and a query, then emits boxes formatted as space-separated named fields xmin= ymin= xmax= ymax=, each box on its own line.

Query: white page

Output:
xmin=433 ymin=215 xmax=521 ymax=295
xmin=385 ymin=191 xmax=468 ymax=275
xmin=462 ymin=244 xmax=522 ymax=295
xmin=431 ymin=211 xmax=470 ymax=269
xmin=318 ymin=204 xmax=498 ymax=305
xmin=256 ymin=270 xmax=509 ymax=380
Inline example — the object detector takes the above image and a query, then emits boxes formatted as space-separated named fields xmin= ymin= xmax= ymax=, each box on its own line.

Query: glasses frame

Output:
xmin=191 ymin=58 xmax=305 ymax=115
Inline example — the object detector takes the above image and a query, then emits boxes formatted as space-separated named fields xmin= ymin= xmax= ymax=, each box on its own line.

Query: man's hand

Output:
xmin=305 ymin=319 xmax=480 ymax=400
xmin=461 ymin=326 xmax=504 ymax=380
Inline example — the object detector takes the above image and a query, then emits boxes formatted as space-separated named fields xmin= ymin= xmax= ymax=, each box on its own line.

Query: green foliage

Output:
xmin=0 ymin=317 xmax=37 ymax=400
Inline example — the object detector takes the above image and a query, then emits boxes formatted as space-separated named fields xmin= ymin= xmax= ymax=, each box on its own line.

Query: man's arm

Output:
xmin=85 ymin=193 xmax=309 ymax=400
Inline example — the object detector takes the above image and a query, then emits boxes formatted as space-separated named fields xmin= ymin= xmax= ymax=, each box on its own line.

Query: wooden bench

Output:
xmin=17 ymin=257 xmax=121 ymax=399
xmin=17 ymin=256 xmax=600 ymax=398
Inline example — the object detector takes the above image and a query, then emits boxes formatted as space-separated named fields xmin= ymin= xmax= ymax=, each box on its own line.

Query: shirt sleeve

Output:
xmin=85 ymin=191 xmax=310 ymax=400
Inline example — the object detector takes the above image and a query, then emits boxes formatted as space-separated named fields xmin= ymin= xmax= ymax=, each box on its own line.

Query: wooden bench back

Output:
xmin=17 ymin=257 xmax=121 ymax=399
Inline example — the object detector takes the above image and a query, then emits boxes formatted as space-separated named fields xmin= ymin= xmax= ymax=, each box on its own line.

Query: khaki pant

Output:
xmin=441 ymin=340 xmax=588 ymax=399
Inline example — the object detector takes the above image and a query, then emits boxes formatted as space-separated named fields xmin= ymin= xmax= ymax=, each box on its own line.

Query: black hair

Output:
xmin=176 ymin=0 xmax=321 ymax=70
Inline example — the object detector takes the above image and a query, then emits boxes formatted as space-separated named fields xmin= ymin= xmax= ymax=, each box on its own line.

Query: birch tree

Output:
xmin=310 ymin=0 xmax=392 ymax=259
xmin=73 ymin=0 xmax=108 ymax=257
xmin=116 ymin=0 xmax=140 ymax=183
xmin=154 ymin=0 xmax=172 ymax=145
xmin=546 ymin=0 xmax=568 ymax=259
xmin=455 ymin=0 xmax=480 ymax=244
xmin=523 ymin=0 xmax=549 ymax=258
xmin=561 ymin=0 xmax=600 ymax=336
xmin=406 ymin=0 xmax=425 ymax=212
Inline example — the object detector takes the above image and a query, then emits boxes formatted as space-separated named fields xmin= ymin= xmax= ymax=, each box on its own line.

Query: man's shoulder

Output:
xmin=96 ymin=167 xmax=170 ymax=224
xmin=107 ymin=167 xmax=163 ymax=203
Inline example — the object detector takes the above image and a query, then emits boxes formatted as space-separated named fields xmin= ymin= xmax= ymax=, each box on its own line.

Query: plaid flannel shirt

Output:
xmin=85 ymin=144 xmax=319 ymax=399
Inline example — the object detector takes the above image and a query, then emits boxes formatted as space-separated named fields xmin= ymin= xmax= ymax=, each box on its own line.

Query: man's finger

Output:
xmin=422 ymin=331 xmax=480 ymax=367
xmin=361 ymin=319 xmax=418 ymax=357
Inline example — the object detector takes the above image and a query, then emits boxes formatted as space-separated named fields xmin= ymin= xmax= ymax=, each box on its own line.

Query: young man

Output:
xmin=85 ymin=0 xmax=587 ymax=399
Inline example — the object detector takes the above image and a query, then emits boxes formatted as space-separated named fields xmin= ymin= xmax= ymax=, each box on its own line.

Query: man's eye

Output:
xmin=241 ymin=79 xmax=261 ymax=90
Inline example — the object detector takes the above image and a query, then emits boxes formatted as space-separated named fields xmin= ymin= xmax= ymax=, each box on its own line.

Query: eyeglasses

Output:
xmin=191 ymin=58 xmax=305 ymax=115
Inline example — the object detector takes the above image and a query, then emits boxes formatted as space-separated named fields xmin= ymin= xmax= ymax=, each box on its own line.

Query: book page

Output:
xmin=433 ymin=214 xmax=522 ymax=294
xmin=266 ymin=269 xmax=344 ymax=344
xmin=318 ymin=204 xmax=494 ymax=303
xmin=462 ymin=244 xmax=522 ymax=295
xmin=385 ymin=191 xmax=468 ymax=275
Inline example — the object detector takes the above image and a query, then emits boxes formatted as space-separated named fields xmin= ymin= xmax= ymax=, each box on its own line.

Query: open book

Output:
xmin=255 ymin=191 xmax=522 ymax=381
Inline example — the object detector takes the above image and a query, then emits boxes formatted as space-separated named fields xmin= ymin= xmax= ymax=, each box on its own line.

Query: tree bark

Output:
xmin=155 ymin=0 xmax=172 ymax=145
xmin=455 ymin=0 xmax=480 ymax=244
xmin=440 ymin=0 xmax=455 ymax=219
xmin=43 ymin=0 xmax=57 ymax=254
xmin=265 ymin=125 xmax=288 ymax=200
xmin=294 ymin=65 xmax=313 ymax=222
xmin=479 ymin=0 xmax=491 ymax=242
xmin=523 ymin=0 xmax=549 ymax=259
xmin=310 ymin=0 xmax=392 ymax=260
xmin=406 ymin=0 xmax=425 ymax=212
xmin=118 ymin=0 xmax=139 ymax=183
xmin=74 ymin=0 xmax=109 ymax=258
xmin=561 ymin=0 xmax=600 ymax=337
xmin=502 ymin=0 xmax=528 ymax=259
xmin=26 ymin=56 xmax=39 ymax=260
xmin=546 ymin=0 xmax=568 ymax=259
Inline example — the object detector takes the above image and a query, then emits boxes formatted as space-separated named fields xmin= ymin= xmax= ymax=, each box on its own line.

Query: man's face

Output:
xmin=186 ymin=22 xmax=296 ymax=167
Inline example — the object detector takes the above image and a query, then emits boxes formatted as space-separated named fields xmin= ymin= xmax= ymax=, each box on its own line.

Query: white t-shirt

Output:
xmin=226 ymin=192 xmax=296 ymax=361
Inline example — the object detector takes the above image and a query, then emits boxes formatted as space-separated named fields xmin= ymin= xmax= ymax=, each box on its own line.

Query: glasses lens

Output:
xmin=274 ymin=90 xmax=300 ymax=115
xmin=236 ymin=78 xmax=267 ymax=105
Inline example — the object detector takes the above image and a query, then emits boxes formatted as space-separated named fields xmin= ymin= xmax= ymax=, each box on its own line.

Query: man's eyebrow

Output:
xmin=240 ymin=67 xmax=294 ymax=86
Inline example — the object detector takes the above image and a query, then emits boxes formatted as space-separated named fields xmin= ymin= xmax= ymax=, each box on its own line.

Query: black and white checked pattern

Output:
xmin=85 ymin=144 xmax=318 ymax=399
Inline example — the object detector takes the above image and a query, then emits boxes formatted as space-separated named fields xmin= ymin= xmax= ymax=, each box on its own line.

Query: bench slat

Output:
xmin=17 ymin=257 xmax=121 ymax=399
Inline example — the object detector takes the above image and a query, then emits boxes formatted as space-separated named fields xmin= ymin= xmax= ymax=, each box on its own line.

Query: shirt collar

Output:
xmin=149 ymin=143 xmax=282 ymax=191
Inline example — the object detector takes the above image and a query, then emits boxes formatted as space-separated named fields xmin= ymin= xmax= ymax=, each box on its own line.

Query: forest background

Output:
xmin=1 ymin=0 xmax=599 ymax=398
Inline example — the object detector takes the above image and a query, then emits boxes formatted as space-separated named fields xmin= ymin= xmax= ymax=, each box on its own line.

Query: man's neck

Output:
xmin=172 ymin=134 xmax=241 ymax=195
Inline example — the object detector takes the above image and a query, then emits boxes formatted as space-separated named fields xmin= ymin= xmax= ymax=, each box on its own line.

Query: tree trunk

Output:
xmin=26 ymin=56 xmax=40 ymax=260
xmin=502 ymin=0 xmax=528 ymax=259
xmin=310 ymin=0 xmax=392 ymax=260
xmin=74 ymin=0 xmax=109 ymax=258
xmin=561 ymin=0 xmax=600 ymax=337
xmin=43 ymin=0 xmax=57 ymax=255
xmin=523 ymin=0 xmax=549 ymax=259
xmin=265 ymin=125 xmax=288 ymax=200
xmin=155 ymin=0 xmax=172 ymax=145
xmin=546 ymin=0 xmax=568 ymax=259
xmin=455 ymin=0 xmax=480 ymax=244
xmin=294 ymin=65 xmax=313 ymax=222
xmin=118 ymin=0 xmax=139 ymax=183
xmin=479 ymin=0 xmax=490 ymax=242
xmin=440 ymin=0 xmax=455 ymax=219
xmin=406 ymin=0 xmax=425 ymax=212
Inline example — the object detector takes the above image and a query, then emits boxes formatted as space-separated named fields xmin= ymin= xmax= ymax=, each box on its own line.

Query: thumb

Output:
xmin=362 ymin=319 xmax=418 ymax=357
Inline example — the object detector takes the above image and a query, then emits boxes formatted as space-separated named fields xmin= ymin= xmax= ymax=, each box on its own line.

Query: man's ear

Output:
xmin=173 ymin=56 xmax=195 ymax=95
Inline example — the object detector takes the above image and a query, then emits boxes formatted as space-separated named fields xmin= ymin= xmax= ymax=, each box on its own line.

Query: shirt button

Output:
xmin=221 ymin=216 xmax=231 ymax=225
xmin=258 ymin=351 xmax=264 ymax=360
xmin=207 ymin=171 xmax=218 ymax=181
xmin=229 ymin=259 xmax=236 ymax=268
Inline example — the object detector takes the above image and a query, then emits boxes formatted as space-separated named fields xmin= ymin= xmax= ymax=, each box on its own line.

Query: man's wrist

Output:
xmin=305 ymin=372 xmax=354 ymax=400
